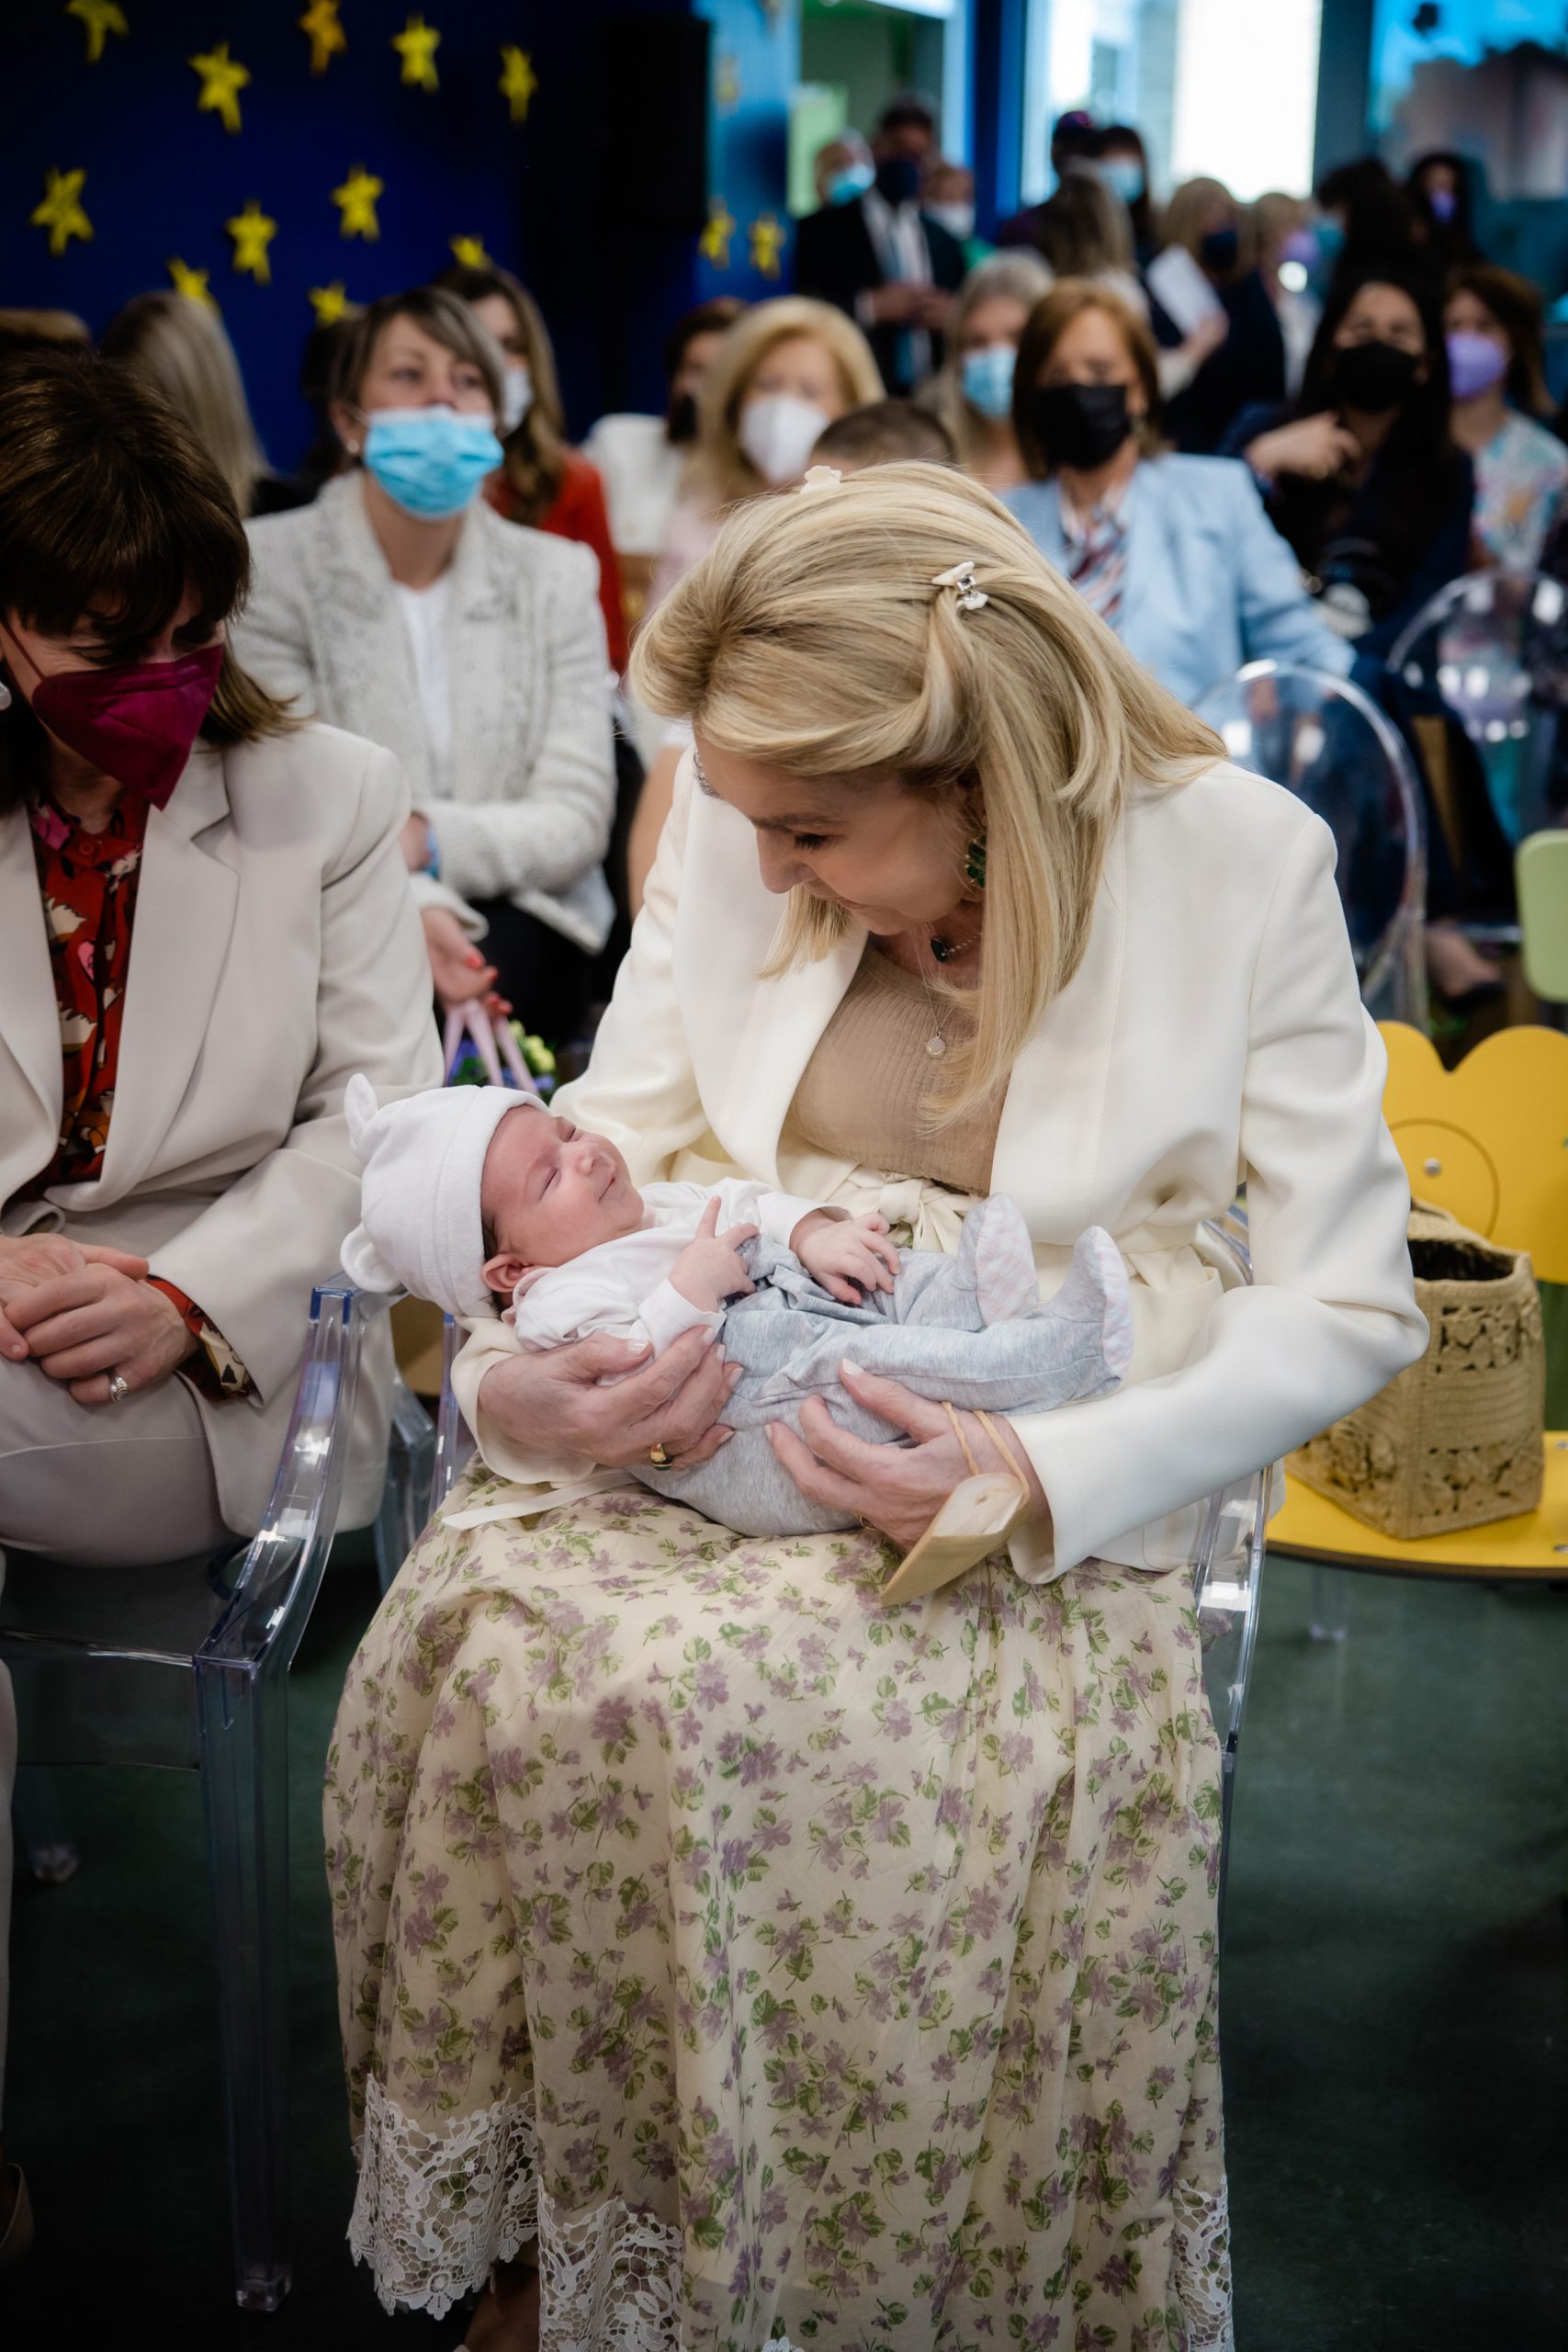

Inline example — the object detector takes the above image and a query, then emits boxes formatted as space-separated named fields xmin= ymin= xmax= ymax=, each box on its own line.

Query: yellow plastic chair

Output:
xmin=1269 ymin=1022 xmax=1568 ymax=1633
xmin=1517 ymin=830 xmax=1568 ymax=1002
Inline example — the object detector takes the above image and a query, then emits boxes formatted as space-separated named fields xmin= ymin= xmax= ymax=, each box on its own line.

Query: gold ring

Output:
xmin=648 ymin=1442 xmax=671 ymax=1467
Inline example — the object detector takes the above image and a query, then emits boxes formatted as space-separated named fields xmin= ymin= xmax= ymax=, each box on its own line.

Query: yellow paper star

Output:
xmin=333 ymin=165 xmax=383 ymax=241
xmin=66 ymin=0 xmax=128 ymax=65
xmin=497 ymin=44 xmax=537 ymax=123
xmin=299 ymin=0 xmax=345 ymax=75
xmin=749 ymin=213 xmax=785 ymax=279
xmin=189 ymin=40 xmax=250 ymax=135
xmin=166 ymin=255 xmax=216 ymax=309
xmin=698 ymin=195 xmax=737 ymax=268
xmin=391 ymin=13 xmax=440 ymax=90
xmin=715 ymin=52 xmax=741 ymax=113
xmin=226 ymin=199 xmax=276 ymax=285
xmin=449 ymin=233 xmax=491 ymax=269
xmin=29 ymin=167 xmax=92 ymax=257
xmin=309 ymin=280 xmax=349 ymax=325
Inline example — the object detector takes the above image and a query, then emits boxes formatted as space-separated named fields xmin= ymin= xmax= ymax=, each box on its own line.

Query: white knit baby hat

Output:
xmin=341 ymin=1074 xmax=541 ymax=1318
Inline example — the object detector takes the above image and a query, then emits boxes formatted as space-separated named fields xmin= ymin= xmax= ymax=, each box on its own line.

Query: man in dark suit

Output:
xmin=794 ymin=96 xmax=966 ymax=395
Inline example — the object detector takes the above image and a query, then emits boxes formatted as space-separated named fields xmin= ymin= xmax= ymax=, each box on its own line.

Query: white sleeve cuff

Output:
xmin=639 ymin=1277 xmax=725 ymax=1355
xmin=410 ymin=870 xmax=489 ymax=940
xmin=757 ymin=1190 xmax=840 ymax=1249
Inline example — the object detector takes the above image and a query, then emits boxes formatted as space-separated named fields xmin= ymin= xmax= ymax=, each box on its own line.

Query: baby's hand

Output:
xmin=794 ymin=1210 xmax=900 ymax=1305
xmin=671 ymin=1195 xmax=759 ymax=1313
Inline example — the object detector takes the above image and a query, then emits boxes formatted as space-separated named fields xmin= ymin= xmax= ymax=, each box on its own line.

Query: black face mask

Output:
xmin=1330 ymin=338 xmax=1421 ymax=415
xmin=874 ymin=155 xmax=921 ymax=208
xmin=1031 ymin=381 xmax=1134 ymax=470
xmin=666 ymin=390 xmax=698 ymax=445
xmin=1200 ymin=226 xmax=1239 ymax=274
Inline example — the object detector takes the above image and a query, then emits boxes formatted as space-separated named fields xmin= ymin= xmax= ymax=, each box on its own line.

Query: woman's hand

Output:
xmin=1246 ymin=413 xmax=1358 ymax=484
xmin=0 ymin=1235 xmax=150 ymax=1364
xmin=5 ymin=1260 xmax=196 ymax=1404
xmin=478 ymin=1323 xmax=742 ymax=1472
xmin=421 ymin=906 xmax=511 ymax=1019
xmin=765 ymin=1362 xmax=1049 ymax=1550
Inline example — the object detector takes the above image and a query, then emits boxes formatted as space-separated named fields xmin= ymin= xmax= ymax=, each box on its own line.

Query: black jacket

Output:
xmin=794 ymin=198 xmax=966 ymax=391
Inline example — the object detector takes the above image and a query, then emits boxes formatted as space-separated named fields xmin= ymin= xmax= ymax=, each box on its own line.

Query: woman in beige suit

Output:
xmin=0 ymin=351 xmax=440 ymax=2264
xmin=327 ymin=467 xmax=1425 ymax=2351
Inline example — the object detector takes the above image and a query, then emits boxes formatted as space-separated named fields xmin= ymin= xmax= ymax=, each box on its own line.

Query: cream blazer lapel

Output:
xmin=91 ymin=744 xmax=239 ymax=1202
xmin=674 ymin=788 xmax=866 ymax=1188
xmin=991 ymin=818 xmax=1127 ymax=1236
xmin=0 ymin=804 xmax=62 ymax=1201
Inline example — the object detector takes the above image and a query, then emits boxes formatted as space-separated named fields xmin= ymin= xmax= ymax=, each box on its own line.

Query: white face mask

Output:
xmin=500 ymin=364 xmax=533 ymax=435
xmin=927 ymin=201 xmax=976 ymax=243
xmin=739 ymin=391 xmax=833 ymax=485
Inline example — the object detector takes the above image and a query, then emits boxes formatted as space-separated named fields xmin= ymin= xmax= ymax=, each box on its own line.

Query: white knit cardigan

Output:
xmin=234 ymin=472 xmax=616 ymax=952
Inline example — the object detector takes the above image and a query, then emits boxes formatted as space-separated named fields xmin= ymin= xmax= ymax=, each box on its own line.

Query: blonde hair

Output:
xmin=686 ymin=297 xmax=885 ymax=511
xmin=631 ymin=463 xmax=1221 ymax=1121
xmin=1160 ymin=175 xmax=1236 ymax=262
xmin=98 ymin=292 xmax=268 ymax=517
xmin=932 ymin=252 xmax=1055 ymax=472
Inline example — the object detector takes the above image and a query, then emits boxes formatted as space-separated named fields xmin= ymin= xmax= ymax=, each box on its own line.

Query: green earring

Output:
xmin=964 ymin=836 xmax=987 ymax=891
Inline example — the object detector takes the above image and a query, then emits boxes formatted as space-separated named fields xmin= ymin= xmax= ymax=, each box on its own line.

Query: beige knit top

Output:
xmin=787 ymin=945 xmax=1004 ymax=1197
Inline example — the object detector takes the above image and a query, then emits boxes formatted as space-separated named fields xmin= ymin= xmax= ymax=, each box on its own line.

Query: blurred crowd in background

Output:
xmin=6 ymin=101 xmax=1564 ymax=1045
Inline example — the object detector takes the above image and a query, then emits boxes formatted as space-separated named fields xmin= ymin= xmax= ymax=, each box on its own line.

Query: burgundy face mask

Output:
xmin=29 ymin=641 xmax=224 ymax=809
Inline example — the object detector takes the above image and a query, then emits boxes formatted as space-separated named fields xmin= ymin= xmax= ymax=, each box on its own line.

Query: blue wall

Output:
xmin=2 ymin=0 xmax=799 ymax=469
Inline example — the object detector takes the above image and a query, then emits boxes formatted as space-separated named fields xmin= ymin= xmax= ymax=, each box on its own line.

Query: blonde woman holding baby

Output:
xmin=326 ymin=465 xmax=1425 ymax=2352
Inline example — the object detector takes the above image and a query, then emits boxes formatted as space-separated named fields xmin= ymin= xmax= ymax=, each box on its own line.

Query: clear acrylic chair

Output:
xmin=1389 ymin=568 xmax=1568 ymax=854
xmin=1192 ymin=1213 xmax=1269 ymax=1934
xmin=1195 ymin=660 xmax=1429 ymax=1026
xmin=0 ymin=1273 xmax=416 ymax=2311
xmin=421 ymin=1223 xmax=1268 ymax=1934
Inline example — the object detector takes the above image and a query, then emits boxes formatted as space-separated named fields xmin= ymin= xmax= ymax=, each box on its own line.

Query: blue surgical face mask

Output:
xmin=1103 ymin=158 xmax=1145 ymax=207
xmin=962 ymin=343 xmax=1017 ymax=421
xmin=361 ymin=406 xmax=504 ymax=519
xmin=826 ymin=162 xmax=874 ymax=207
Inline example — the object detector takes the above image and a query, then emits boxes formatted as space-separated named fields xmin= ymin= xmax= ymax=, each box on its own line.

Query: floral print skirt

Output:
xmin=325 ymin=1470 xmax=1233 ymax=2351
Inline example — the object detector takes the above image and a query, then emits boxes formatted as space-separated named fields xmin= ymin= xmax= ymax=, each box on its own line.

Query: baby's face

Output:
xmin=479 ymin=1106 xmax=643 ymax=1295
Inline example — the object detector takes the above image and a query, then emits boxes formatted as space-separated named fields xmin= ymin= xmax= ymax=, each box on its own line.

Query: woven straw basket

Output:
xmin=1289 ymin=1201 xmax=1545 ymax=1539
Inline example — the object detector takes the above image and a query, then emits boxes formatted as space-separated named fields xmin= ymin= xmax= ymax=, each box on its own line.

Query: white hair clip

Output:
xmin=799 ymin=464 xmax=843 ymax=496
xmin=931 ymin=560 xmax=988 ymax=612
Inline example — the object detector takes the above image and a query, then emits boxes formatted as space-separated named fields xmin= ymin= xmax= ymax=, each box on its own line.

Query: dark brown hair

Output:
xmin=434 ymin=262 xmax=563 ymax=526
xmin=1446 ymin=262 xmax=1551 ymax=414
xmin=328 ymin=284 xmax=505 ymax=424
xmin=0 ymin=348 xmax=292 ymax=812
xmin=1012 ymin=279 xmax=1164 ymax=480
xmin=810 ymin=399 xmax=957 ymax=471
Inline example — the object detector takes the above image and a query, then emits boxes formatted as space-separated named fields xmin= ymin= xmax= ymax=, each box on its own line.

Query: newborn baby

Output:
xmin=342 ymin=1077 xmax=1134 ymax=1537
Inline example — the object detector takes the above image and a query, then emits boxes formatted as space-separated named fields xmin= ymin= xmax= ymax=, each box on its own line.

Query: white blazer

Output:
xmin=0 ymin=725 xmax=444 ymax=1532
xmin=234 ymin=474 xmax=616 ymax=954
xmin=455 ymin=753 xmax=1427 ymax=1578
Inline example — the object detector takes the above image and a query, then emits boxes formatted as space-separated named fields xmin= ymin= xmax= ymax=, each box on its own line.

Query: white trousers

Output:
xmin=0 ymin=1360 xmax=236 ymax=2130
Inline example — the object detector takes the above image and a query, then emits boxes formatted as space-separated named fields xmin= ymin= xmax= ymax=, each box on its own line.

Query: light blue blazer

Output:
xmin=1002 ymin=455 xmax=1354 ymax=707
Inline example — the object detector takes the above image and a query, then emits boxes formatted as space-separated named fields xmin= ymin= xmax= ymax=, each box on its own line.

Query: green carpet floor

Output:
xmin=4 ymin=1548 xmax=1565 ymax=2349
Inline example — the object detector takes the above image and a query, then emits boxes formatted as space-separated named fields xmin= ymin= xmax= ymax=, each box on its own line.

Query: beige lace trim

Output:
xmin=1172 ymin=2175 xmax=1235 ymax=2351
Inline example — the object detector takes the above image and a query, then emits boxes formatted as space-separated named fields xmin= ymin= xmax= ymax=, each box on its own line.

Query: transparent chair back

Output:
xmin=1195 ymin=660 xmax=1428 ymax=1026
xmin=1 ymin=1275 xmax=423 ymax=2312
xmin=1388 ymin=568 xmax=1568 ymax=848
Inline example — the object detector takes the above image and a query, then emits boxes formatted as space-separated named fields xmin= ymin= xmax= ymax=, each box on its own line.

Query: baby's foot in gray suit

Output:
xmin=1042 ymin=1224 xmax=1134 ymax=1387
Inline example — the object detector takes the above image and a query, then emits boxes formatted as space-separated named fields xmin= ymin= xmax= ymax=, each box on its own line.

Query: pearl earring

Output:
xmin=0 ymin=675 xmax=12 ymax=713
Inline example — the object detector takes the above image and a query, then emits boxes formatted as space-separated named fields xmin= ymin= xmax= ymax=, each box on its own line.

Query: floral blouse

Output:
xmin=1472 ymin=409 xmax=1568 ymax=571
xmin=28 ymin=792 xmax=250 ymax=1400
